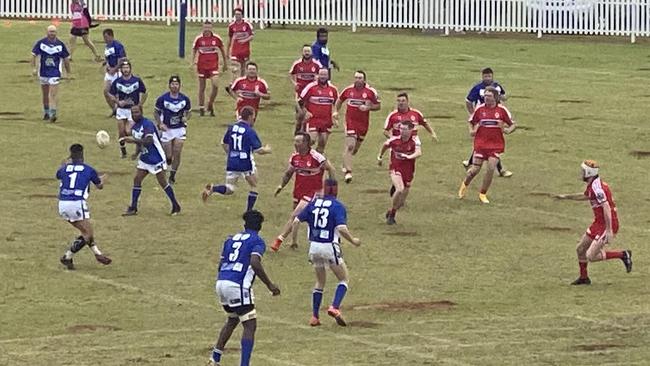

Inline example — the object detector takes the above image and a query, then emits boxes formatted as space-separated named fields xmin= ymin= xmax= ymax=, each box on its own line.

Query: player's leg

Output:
xmin=169 ymin=138 xmax=184 ymax=184
xmin=116 ymin=119 xmax=129 ymax=158
xmin=80 ymin=34 xmax=101 ymax=61
xmin=572 ymin=233 xmax=593 ymax=285
xmin=244 ymin=173 xmax=259 ymax=211
xmin=310 ymin=265 xmax=327 ymax=326
xmin=48 ymin=83 xmax=59 ymax=122
xmin=352 ymin=136 xmax=364 ymax=155
xmin=316 ymin=132 xmax=329 ymax=153
xmin=103 ymin=79 xmax=115 ymax=114
xmin=68 ymin=35 xmax=78 ymax=59
xmin=40 ymin=84 xmax=50 ymax=120
xmin=478 ymin=156 xmax=498 ymax=203
xmin=155 ymin=169 xmax=181 ymax=214
xmin=308 ymin=129 xmax=318 ymax=148
xmin=197 ymin=76 xmax=206 ymax=116
xmin=342 ymin=134 xmax=356 ymax=183
xmin=459 ymin=154 xmax=484 ymax=199
xmin=239 ymin=317 xmax=257 ymax=366
xmin=211 ymin=312 xmax=240 ymax=365
xmin=386 ymin=172 xmax=405 ymax=224
xmin=74 ymin=218 xmax=111 ymax=265
xmin=585 ymin=231 xmax=632 ymax=272
xmin=207 ymin=74 xmax=219 ymax=116
xmin=124 ymin=169 xmax=148 ymax=215
xmin=272 ymin=199 xmax=309 ymax=251
xmin=203 ymin=173 xmax=238 ymax=202
xmin=327 ymin=257 xmax=350 ymax=326
xmin=294 ymin=102 xmax=305 ymax=133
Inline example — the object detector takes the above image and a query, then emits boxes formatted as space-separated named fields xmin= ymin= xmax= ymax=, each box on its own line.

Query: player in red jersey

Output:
xmin=335 ymin=70 xmax=381 ymax=183
xmin=300 ymin=68 xmax=338 ymax=153
xmin=271 ymin=132 xmax=336 ymax=251
xmin=383 ymin=92 xmax=438 ymax=142
xmin=458 ymin=87 xmax=516 ymax=204
xmin=227 ymin=8 xmax=254 ymax=79
xmin=227 ymin=62 xmax=270 ymax=118
xmin=192 ymin=22 xmax=227 ymax=117
xmin=377 ymin=121 xmax=422 ymax=225
xmin=289 ymin=45 xmax=322 ymax=132
xmin=555 ymin=161 xmax=632 ymax=285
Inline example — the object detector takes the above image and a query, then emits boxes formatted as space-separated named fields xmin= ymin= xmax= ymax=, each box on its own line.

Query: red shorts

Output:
xmin=390 ymin=168 xmax=414 ymax=188
xmin=586 ymin=219 xmax=619 ymax=240
xmin=346 ymin=121 xmax=369 ymax=140
xmin=197 ymin=66 xmax=218 ymax=79
xmin=306 ymin=119 xmax=332 ymax=134
xmin=293 ymin=188 xmax=319 ymax=204
xmin=473 ymin=148 xmax=503 ymax=161
xmin=230 ymin=53 xmax=250 ymax=63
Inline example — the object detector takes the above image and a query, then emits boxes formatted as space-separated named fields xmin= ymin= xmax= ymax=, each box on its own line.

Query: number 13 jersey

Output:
xmin=298 ymin=197 xmax=348 ymax=244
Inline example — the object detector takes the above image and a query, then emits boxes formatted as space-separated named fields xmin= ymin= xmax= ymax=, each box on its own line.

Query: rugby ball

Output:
xmin=96 ymin=130 xmax=110 ymax=148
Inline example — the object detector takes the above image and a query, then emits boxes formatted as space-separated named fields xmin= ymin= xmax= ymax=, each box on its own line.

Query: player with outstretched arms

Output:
xmin=289 ymin=45 xmax=322 ymax=132
xmin=102 ymin=29 xmax=127 ymax=117
xmin=108 ymin=60 xmax=147 ymax=159
xmin=300 ymin=68 xmax=338 ymax=153
xmin=57 ymin=144 xmax=111 ymax=270
xmin=192 ymin=21 xmax=227 ymax=117
xmin=227 ymin=8 xmax=254 ymax=79
xmin=227 ymin=62 xmax=270 ymax=118
xmin=556 ymin=160 xmax=632 ymax=285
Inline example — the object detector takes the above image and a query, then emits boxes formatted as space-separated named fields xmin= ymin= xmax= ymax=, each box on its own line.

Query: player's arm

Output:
xmin=377 ymin=143 xmax=390 ymax=166
xmin=465 ymin=99 xmax=476 ymax=115
xmin=421 ymin=119 xmax=438 ymax=142
xmin=368 ymin=99 xmax=381 ymax=111
xmin=153 ymin=99 xmax=163 ymax=127
xmin=323 ymin=160 xmax=337 ymax=180
xmin=254 ymin=145 xmax=272 ymax=155
xmin=138 ymin=90 xmax=148 ymax=107
xmin=218 ymin=45 xmax=228 ymax=71
xmin=255 ymin=86 xmax=270 ymax=100
xmin=30 ymin=53 xmax=38 ymax=76
xmin=555 ymin=193 xmax=588 ymax=200
xmin=331 ymin=59 xmax=340 ymax=71
xmin=191 ymin=48 xmax=198 ymax=67
xmin=335 ymin=225 xmax=361 ymax=246
xmin=227 ymin=83 xmax=239 ymax=100
xmin=63 ymin=57 xmax=71 ymax=75
xmin=602 ymin=201 xmax=615 ymax=242
xmin=274 ymin=165 xmax=296 ymax=197
xmin=250 ymin=254 xmax=280 ymax=295
xmin=503 ymin=120 xmax=516 ymax=134
xmin=468 ymin=121 xmax=478 ymax=137
xmin=403 ymin=146 xmax=422 ymax=160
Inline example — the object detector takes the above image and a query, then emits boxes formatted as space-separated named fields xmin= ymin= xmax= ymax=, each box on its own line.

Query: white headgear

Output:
xmin=581 ymin=160 xmax=599 ymax=178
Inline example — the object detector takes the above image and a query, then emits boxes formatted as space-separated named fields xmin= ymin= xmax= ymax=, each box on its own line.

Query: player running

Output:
xmin=463 ymin=67 xmax=512 ymax=177
xmin=335 ymin=70 xmax=381 ymax=183
xmin=154 ymin=75 xmax=192 ymax=185
xmin=289 ymin=45 xmax=322 ymax=132
xmin=556 ymin=160 xmax=632 ymax=285
xmin=102 ymin=29 xmax=127 ymax=117
xmin=311 ymin=28 xmax=339 ymax=79
xmin=458 ymin=87 xmax=516 ymax=204
xmin=227 ymin=62 xmax=270 ymax=118
xmin=378 ymin=121 xmax=422 ymax=225
xmin=68 ymin=0 xmax=101 ymax=62
xmin=121 ymin=105 xmax=181 ymax=216
xmin=31 ymin=25 xmax=71 ymax=123
xmin=108 ymin=60 xmax=147 ymax=159
xmin=209 ymin=210 xmax=280 ymax=366
xmin=300 ymin=68 xmax=338 ymax=153
xmin=202 ymin=106 xmax=272 ymax=211
xmin=271 ymin=132 xmax=336 ymax=251
xmin=384 ymin=92 xmax=437 ymax=142
xmin=57 ymin=144 xmax=111 ymax=270
xmin=227 ymin=8 xmax=254 ymax=79
xmin=192 ymin=21 xmax=228 ymax=117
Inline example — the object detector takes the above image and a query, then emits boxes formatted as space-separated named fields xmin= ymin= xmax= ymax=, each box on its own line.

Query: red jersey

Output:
xmin=228 ymin=20 xmax=254 ymax=58
xmin=193 ymin=33 xmax=223 ymax=69
xmin=384 ymin=108 xmax=427 ymax=137
xmin=584 ymin=177 xmax=618 ymax=225
xmin=231 ymin=76 xmax=269 ymax=112
xmin=385 ymin=136 xmax=420 ymax=174
xmin=289 ymin=58 xmax=322 ymax=95
xmin=300 ymin=81 xmax=338 ymax=125
xmin=290 ymin=149 xmax=327 ymax=201
xmin=469 ymin=103 xmax=513 ymax=151
xmin=339 ymin=83 xmax=380 ymax=125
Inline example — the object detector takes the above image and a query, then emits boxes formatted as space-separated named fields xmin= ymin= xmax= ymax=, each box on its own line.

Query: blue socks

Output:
xmin=247 ymin=191 xmax=258 ymax=211
xmin=130 ymin=186 xmax=142 ymax=209
xmin=211 ymin=347 xmax=222 ymax=363
xmin=163 ymin=184 xmax=179 ymax=207
xmin=241 ymin=338 xmax=254 ymax=366
xmin=312 ymin=288 xmax=323 ymax=318
xmin=212 ymin=185 xmax=227 ymax=195
xmin=332 ymin=282 xmax=348 ymax=309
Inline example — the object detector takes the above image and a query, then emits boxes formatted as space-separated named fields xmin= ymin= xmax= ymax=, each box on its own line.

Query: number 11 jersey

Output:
xmin=222 ymin=121 xmax=262 ymax=172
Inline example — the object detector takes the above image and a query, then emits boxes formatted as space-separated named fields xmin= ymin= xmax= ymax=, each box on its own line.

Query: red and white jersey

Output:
xmin=289 ymin=58 xmax=322 ymax=95
xmin=385 ymin=136 xmax=420 ymax=173
xmin=231 ymin=76 xmax=269 ymax=112
xmin=339 ymin=83 xmax=380 ymax=125
xmin=228 ymin=20 xmax=254 ymax=56
xmin=469 ymin=103 xmax=513 ymax=151
xmin=584 ymin=177 xmax=618 ymax=224
xmin=384 ymin=108 xmax=427 ymax=137
xmin=290 ymin=149 xmax=327 ymax=198
xmin=300 ymin=81 xmax=338 ymax=123
xmin=193 ymin=33 xmax=223 ymax=69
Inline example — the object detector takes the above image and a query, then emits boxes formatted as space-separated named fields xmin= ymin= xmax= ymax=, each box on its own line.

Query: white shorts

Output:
xmin=104 ymin=71 xmax=121 ymax=83
xmin=137 ymin=159 xmax=167 ymax=174
xmin=116 ymin=108 xmax=133 ymax=122
xmin=40 ymin=77 xmax=60 ymax=85
xmin=58 ymin=200 xmax=90 ymax=222
xmin=160 ymin=127 xmax=187 ymax=143
xmin=216 ymin=280 xmax=255 ymax=307
xmin=309 ymin=241 xmax=344 ymax=268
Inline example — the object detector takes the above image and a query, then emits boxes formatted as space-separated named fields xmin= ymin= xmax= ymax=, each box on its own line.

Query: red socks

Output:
xmin=579 ymin=262 xmax=588 ymax=279
xmin=605 ymin=251 xmax=624 ymax=259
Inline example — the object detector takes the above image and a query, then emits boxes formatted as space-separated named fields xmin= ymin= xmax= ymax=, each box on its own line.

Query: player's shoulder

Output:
xmin=328 ymin=81 xmax=339 ymax=90
xmin=409 ymin=108 xmax=425 ymax=118
xmin=303 ymin=80 xmax=318 ymax=91
xmin=290 ymin=58 xmax=303 ymax=69
xmin=310 ymin=149 xmax=327 ymax=162
xmin=340 ymin=84 xmax=354 ymax=94
xmin=257 ymin=77 xmax=269 ymax=87
xmin=385 ymin=136 xmax=400 ymax=144
xmin=365 ymin=84 xmax=379 ymax=95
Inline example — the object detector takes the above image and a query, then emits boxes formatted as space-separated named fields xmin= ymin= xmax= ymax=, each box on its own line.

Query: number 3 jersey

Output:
xmin=297 ymin=197 xmax=348 ymax=243
xmin=56 ymin=163 xmax=101 ymax=201
xmin=217 ymin=230 xmax=266 ymax=286
xmin=131 ymin=118 xmax=166 ymax=165
xmin=222 ymin=121 xmax=262 ymax=172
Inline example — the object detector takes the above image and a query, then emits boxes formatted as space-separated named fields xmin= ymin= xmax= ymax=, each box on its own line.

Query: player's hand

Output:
xmin=99 ymin=174 xmax=108 ymax=184
xmin=268 ymin=283 xmax=281 ymax=296
xmin=31 ymin=68 xmax=38 ymax=76
xmin=604 ymin=230 xmax=615 ymax=244
xmin=351 ymin=237 xmax=361 ymax=247
xmin=555 ymin=194 xmax=567 ymax=199
xmin=274 ymin=186 xmax=283 ymax=197
xmin=432 ymin=134 xmax=439 ymax=143
xmin=377 ymin=156 xmax=383 ymax=166
xmin=130 ymin=152 xmax=139 ymax=161
xmin=358 ymin=103 xmax=370 ymax=112
xmin=263 ymin=144 xmax=272 ymax=153
xmin=331 ymin=60 xmax=340 ymax=71
xmin=305 ymin=111 xmax=313 ymax=120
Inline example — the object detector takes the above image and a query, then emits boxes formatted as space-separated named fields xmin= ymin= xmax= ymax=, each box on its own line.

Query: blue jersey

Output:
xmin=104 ymin=40 xmax=126 ymax=68
xmin=466 ymin=81 xmax=506 ymax=106
xmin=217 ymin=229 xmax=266 ymax=286
xmin=297 ymin=196 xmax=347 ymax=243
xmin=311 ymin=40 xmax=330 ymax=69
xmin=222 ymin=121 xmax=262 ymax=172
xmin=31 ymin=37 xmax=69 ymax=78
xmin=56 ymin=163 xmax=100 ymax=201
xmin=131 ymin=118 xmax=166 ymax=165
xmin=110 ymin=75 xmax=146 ymax=109
xmin=154 ymin=92 xmax=192 ymax=129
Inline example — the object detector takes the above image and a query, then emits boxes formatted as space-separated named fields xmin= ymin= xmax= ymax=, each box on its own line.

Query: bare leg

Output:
xmin=479 ymin=157 xmax=498 ymax=194
xmin=40 ymin=84 xmax=49 ymax=115
xmin=81 ymin=34 xmax=101 ymax=60
xmin=342 ymin=135 xmax=356 ymax=173
xmin=69 ymin=36 xmax=78 ymax=58
xmin=198 ymin=78 xmax=206 ymax=111
xmin=207 ymin=75 xmax=219 ymax=112
xmin=464 ymin=159 xmax=484 ymax=186
xmin=316 ymin=132 xmax=329 ymax=153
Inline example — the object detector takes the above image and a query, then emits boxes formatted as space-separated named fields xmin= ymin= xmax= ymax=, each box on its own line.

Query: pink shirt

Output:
xmin=70 ymin=2 xmax=89 ymax=28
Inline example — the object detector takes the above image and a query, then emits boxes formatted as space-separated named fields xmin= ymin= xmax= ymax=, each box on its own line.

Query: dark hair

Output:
xmin=323 ymin=179 xmax=338 ymax=197
xmin=481 ymin=67 xmax=494 ymax=75
xmin=169 ymin=75 xmax=181 ymax=84
xmin=243 ymin=210 xmax=264 ymax=231
xmin=70 ymin=144 xmax=84 ymax=161
xmin=317 ymin=28 xmax=328 ymax=37
xmin=234 ymin=8 xmax=243 ymax=15
xmin=246 ymin=61 xmax=258 ymax=69
xmin=483 ymin=86 xmax=499 ymax=100
xmin=240 ymin=106 xmax=256 ymax=121
xmin=397 ymin=92 xmax=409 ymax=99
xmin=120 ymin=59 xmax=131 ymax=67
xmin=355 ymin=70 xmax=366 ymax=80
xmin=303 ymin=44 xmax=311 ymax=48
xmin=102 ymin=28 xmax=114 ymax=37
xmin=203 ymin=21 xmax=212 ymax=25
xmin=295 ymin=131 xmax=311 ymax=146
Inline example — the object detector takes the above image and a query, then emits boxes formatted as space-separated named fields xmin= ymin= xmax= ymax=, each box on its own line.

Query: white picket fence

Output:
xmin=1 ymin=0 xmax=647 ymax=42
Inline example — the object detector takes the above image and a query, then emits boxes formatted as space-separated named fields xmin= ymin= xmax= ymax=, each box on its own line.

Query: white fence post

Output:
xmin=352 ymin=0 xmax=358 ymax=32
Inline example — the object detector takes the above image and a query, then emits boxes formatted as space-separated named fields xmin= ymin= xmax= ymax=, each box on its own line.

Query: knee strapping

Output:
xmin=239 ymin=309 xmax=257 ymax=322
xmin=70 ymin=236 xmax=86 ymax=253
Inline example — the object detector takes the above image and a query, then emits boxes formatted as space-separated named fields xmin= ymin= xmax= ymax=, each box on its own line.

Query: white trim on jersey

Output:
xmin=590 ymin=177 xmax=607 ymax=205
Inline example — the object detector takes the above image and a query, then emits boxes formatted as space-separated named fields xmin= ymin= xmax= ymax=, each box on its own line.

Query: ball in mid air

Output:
xmin=96 ymin=130 xmax=110 ymax=148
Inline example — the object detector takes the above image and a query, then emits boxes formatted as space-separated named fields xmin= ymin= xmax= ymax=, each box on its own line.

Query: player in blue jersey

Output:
xmin=57 ymin=144 xmax=112 ymax=270
xmin=311 ymin=28 xmax=339 ymax=79
xmin=109 ymin=60 xmax=147 ymax=159
xmin=287 ymin=179 xmax=360 ymax=327
xmin=31 ymin=25 xmax=71 ymax=123
xmin=202 ymin=106 xmax=271 ymax=211
xmin=463 ymin=67 xmax=512 ymax=177
xmin=210 ymin=210 xmax=280 ymax=366
xmin=121 ymin=105 xmax=181 ymax=216
xmin=154 ymin=75 xmax=192 ymax=184
xmin=102 ymin=29 xmax=127 ymax=116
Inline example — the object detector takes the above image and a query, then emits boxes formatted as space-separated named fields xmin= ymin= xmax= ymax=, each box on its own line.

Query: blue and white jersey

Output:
xmin=311 ymin=40 xmax=330 ymax=69
xmin=131 ymin=118 xmax=166 ymax=165
xmin=56 ymin=163 xmax=100 ymax=201
xmin=222 ymin=121 xmax=262 ymax=172
xmin=466 ymin=81 xmax=506 ymax=106
xmin=104 ymin=40 xmax=126 ymax=68
xmin=154 ymin=92 xmax=192 ymax=129
xmin=297 ymin=196 xmax=347 ymax=244
xmin=31 ymin=37 xmax=69 ymax=78
xmin=109 ymin=75 xmax=146 ymax=109
xmin=217 ymin=229 xmax=266 ymax=287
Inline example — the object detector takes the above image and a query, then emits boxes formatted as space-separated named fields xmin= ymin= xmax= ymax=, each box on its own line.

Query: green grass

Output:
xmin=1 ymin=20 xmax=650 ymax=366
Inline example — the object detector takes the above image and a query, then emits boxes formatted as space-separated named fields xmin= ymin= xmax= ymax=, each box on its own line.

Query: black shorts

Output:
xmin=222 ymin=304 xmax=255 ymax=316
xmin=70 ymin=27 xmax=89 ymax=37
